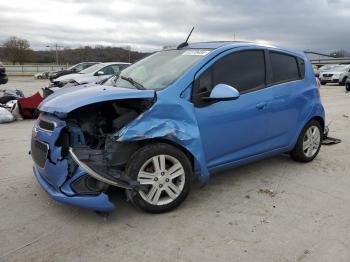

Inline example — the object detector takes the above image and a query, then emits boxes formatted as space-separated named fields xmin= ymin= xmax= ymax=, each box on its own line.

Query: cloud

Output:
xmin=0 ymin=0 xmax=349 ymax=53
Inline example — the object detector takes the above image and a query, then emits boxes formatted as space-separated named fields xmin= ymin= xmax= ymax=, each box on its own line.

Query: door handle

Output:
xmin=256 ymin=102 xmax=267 ymax=110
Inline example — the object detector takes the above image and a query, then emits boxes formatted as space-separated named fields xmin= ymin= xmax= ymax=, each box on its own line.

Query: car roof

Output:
xmin=183 ymin=41 xmax=305 ymax=58
xmin=101 ymin=62 xmax=131 ymax=65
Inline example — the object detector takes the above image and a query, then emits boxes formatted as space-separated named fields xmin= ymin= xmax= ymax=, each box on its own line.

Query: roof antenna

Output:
xmin=177 ymin=27 xmax=194 ymax=49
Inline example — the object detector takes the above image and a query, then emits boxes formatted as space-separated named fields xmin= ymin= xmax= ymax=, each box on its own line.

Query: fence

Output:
xmin=4 ymin=64 xmax=69 ymax=76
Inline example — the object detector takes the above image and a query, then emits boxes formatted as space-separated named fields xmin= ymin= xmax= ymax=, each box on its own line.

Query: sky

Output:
xmin=0 ymin=0 xmax=349 ymax=53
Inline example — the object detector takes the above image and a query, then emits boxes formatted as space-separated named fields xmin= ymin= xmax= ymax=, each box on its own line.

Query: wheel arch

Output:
xmin=137 ymin=138 xmax=195 ymax=171
xmin=310 ymin=115 xmax=325 ymax=131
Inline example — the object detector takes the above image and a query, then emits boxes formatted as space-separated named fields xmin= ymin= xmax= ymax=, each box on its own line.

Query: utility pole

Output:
xmin=125 ymin=45 xmax=131 ymax=63
xmin=46 ymin=44 xmax=64 ymax=65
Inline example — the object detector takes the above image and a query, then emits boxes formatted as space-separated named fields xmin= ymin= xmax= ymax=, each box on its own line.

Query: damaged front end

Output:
xmin=31 ymin=85 xmax=156 ymax=211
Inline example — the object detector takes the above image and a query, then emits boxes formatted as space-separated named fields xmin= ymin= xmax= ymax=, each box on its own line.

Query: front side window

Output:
xmin=192 ymin=50 xmax=266 ymax=105
xmin=270 ymin=52 xmax=300 ymax=84
xmin=212 ymin=50 xmax=266 ymax=93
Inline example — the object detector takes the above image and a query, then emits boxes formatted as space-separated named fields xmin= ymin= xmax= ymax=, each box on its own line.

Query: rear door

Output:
xmin=192 ymin=49 xmax=273 ymax=168
xmin=264 ymin=51 xmax=305 ymax=149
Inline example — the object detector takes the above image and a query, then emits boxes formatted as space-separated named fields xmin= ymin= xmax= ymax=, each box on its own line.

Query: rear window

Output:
xmin=270 ymin=52 xmax=300 ymax=84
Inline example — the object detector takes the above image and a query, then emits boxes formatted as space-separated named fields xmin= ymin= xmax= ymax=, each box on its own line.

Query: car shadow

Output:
xmin=52 ymin=153 xmax=296 ymax=222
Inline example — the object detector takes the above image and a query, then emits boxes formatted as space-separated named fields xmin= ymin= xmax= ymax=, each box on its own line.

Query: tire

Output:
xmin=346 ymin=83 xmax=350 ymax=92
xmin=340 ymin=77 xmax=347 ymax=86
xmin=125 ymin=143 xmax=192 ymax=213
xmin=290 ymin=120 xmax=322 ymax=163
xmin=321 ymin=81 xmax=326 ymax=85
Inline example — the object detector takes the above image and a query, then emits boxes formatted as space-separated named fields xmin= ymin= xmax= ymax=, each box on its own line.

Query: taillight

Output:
xmin=315 ymin=77 xmax=321 ymax=89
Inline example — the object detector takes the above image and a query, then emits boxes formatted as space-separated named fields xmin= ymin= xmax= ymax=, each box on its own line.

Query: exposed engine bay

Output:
xmin=57 ymin=98 xmax=155 ymax=193
xmin=67 ymin=98 xmax=153 ymax=148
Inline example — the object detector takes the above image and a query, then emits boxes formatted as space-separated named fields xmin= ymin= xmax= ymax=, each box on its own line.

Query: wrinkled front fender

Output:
xmin=116 ymin=98 xmax=210 ymax=185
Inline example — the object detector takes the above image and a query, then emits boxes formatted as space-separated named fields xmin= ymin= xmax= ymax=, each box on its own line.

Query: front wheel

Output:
xmin=126 ymin=143 xmax=192 ymax=213
xmin=346 ymin=83 xmax=350 ymax=92
xmin=290 ymin=120 xmax=322 ymax=162
xmin=340 ymin=77 xmax=347 ymax=86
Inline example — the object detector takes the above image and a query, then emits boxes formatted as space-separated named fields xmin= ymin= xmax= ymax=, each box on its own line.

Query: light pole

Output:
xmin=46 ymin=44 xmax=64 ymax=65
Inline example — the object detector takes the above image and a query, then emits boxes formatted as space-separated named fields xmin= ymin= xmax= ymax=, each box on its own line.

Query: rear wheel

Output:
xmin=290 ymin=120 xmax=322 ymax=162
xmin=126 ymin=143 xmax=192 ymax=213
xmin=321 ymin=81 xmax=326 ymax=85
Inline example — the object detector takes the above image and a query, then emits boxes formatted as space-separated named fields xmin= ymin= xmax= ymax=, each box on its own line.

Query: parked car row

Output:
xmin=50 ymin=62 xmax=130 ymax=86
xmin=315 ymin=64 xmax=350 ymax=86
xmin=48 ymin=62 xmax=99 ymax=81
xmin=42 ymin=62 xmax=131 ymax=98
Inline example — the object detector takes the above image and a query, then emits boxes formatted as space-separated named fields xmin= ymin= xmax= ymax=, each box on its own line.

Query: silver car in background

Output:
xmin=319 ymin=65 xmax=350 ymax=85
xmin=314 ymin=64 xmax=338 ymax=78
xmin=51 ymin=62 xmax=130 ymax=87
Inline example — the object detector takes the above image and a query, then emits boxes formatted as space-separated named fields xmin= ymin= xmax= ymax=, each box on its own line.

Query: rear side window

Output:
xmin=270 ymin=52 xmax=300 ymax=84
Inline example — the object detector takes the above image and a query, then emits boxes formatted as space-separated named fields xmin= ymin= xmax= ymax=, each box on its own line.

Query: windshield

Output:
xmin=114 ymin=49 xmax=211 ymax=90
xmin=67 ymin=64 xmax=78 ymax=71
xmin=79 ymin=63 xmax=105 ymax=74
xmin=319 ymin=65 xmax=337 ymax=71
xmin=102 ymin=75 xmax=118 ymax=86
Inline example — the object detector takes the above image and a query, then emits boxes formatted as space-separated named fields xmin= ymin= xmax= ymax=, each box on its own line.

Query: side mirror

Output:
xmin=96 ymin=71 xmax=104 ymax=76
xmin=205 ymin=84 xmax=240 ymax=101
xmin=72 ymin=68 xmax=77 ymax=72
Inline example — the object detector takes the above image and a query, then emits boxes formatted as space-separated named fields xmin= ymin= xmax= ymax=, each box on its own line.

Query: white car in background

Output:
xmin=314 ymin=64 xmax=338 ymax=78
xmin=319 ymin=65 xmax=350 ymax=85
xmin=52 ymin=62 xmax=130 ymax=87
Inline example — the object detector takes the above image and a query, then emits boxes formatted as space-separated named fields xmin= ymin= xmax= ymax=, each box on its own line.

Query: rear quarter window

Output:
xmin=297 ymin=58 xmax=305 ymax=79
xmin=270 ymin=52 xmax=300 ymax=84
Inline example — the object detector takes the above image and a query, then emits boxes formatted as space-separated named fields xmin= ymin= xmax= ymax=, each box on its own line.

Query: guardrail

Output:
xmin=4 ymin=64 xmax=69 ymax=76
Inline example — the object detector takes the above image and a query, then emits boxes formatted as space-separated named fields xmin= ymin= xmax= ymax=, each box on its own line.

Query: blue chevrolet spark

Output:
xmin=31 ymin=42 xmax=325 ymax=213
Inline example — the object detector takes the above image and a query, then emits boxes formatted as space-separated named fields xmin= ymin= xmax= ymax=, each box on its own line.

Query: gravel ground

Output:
xmin=0 ymin=77 xmax=349 ymax=262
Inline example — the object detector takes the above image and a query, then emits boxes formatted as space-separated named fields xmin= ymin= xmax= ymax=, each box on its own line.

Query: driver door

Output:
xmin=192 ymin=49 xmax=272 ymax=169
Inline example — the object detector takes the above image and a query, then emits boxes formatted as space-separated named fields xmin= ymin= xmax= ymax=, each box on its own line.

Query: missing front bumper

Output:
xmin=69 ymin=147 xmax=142 ymax=190
xmin=33 ymin=164 xmax=116 ymax=212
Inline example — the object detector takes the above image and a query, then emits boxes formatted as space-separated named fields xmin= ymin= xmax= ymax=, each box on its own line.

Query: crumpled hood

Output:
xmin=39 ymin=84 xmax=155 ymax=117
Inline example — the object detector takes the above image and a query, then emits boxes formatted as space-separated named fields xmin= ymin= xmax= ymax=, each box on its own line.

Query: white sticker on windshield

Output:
xmin=182 ymin=50 xmax=210 ymax=56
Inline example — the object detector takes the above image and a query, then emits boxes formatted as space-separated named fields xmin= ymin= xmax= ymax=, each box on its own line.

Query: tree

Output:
xmin=330 ymin=50 xmax=350 ymax=58
xmin=3 ymin=36 xmax=31 ymax=64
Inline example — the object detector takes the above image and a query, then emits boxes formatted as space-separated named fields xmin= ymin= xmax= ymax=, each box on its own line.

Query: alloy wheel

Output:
xmin=302 ymin=125 xmax=321 ymax=158
xmin=137 ymin=154 xmax=185 ymax=205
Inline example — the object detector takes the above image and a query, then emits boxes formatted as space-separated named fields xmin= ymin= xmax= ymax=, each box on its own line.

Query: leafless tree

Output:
xmin=3 ymin=36 xmax=31 ymax=64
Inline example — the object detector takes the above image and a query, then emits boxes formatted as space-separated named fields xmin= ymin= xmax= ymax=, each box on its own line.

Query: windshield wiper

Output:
xmin=121 ymin=76 xmax=146 ymax=90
